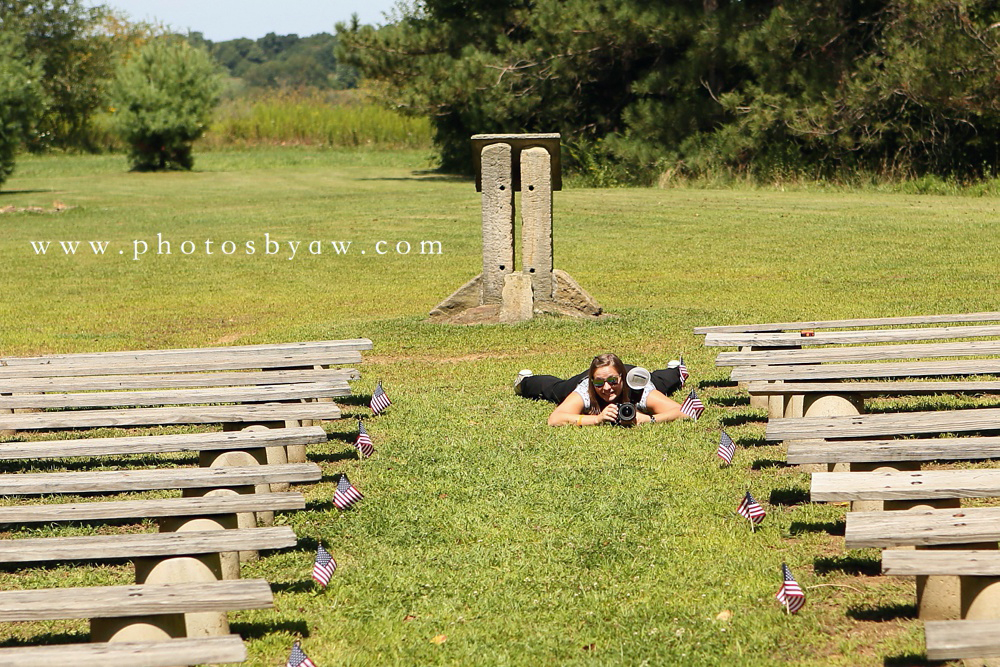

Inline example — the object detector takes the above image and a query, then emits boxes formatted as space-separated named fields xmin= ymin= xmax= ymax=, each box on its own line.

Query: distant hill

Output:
xmin=186 ymin=31 xmax=358 ymax=89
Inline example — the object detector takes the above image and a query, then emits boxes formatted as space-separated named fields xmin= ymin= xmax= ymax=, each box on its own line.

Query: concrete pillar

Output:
xmin=499 ymin=273 xmax=534 ymax=323
xmin=848 ymin=461 xmax=923 ymax=512
xmin=480 ymin=142 xmax=515 ymax=304
xmin=199 ymin=447 xmax=272 ymax=530
xmin=134 ymin=553 xmax=229 ymax=638
xmin=91 ymin=614 xmax=185 ymax=643
xmin=795 ymin=393 xmax=864 ymax=476
xmin=159 ymin=513 xmax=241 ymax=581
xmin=520 ymin=146 xmax=553 ymax=302
xmin=961 ymin=575 xmax=1000 ymax=667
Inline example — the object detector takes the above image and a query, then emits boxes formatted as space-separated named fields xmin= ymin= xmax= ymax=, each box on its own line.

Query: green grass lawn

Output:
xmin=2 ymin=148 xmax=998 ymax=665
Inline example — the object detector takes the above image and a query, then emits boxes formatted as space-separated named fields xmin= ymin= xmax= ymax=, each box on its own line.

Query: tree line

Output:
xmin=337 ymin=0 xmax=1000 ymax=183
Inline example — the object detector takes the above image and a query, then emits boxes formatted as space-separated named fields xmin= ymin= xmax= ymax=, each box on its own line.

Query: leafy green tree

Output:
xmin=108 ymin=37 xmax=222 ymax=171
xmin=0 ymin=31 xmax=46 ymax=189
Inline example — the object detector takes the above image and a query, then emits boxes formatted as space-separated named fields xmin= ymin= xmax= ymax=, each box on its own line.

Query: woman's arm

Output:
xmin=548 ymin=392 xmax=619 ymax=426
xmin=637 ymin=390 xmax=686 ymax=424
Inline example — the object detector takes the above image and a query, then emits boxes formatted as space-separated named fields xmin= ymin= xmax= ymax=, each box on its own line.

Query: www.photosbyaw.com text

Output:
xmin=28 ymin=234 xmax=443 ymax=261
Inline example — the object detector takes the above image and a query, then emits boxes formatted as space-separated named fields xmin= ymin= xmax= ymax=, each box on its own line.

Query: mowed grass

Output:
xmin=2 ymin=149 xmax=999 ymax=665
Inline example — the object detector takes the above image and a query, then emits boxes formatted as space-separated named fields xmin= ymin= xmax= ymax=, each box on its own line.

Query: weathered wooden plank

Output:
xmin=706 ymin=325 xmax=1000 ymax=347
xmin=786 ymin=436 xmax=1000 ymax=464
xmin=0 ymin=350 xmax=364 ymax=378
xmin=693 ymin=312 xmax=1000 ymax=335
xmin=0 ymin=463 xmax=321 ymax=495
xmin=0 ymin=382 xmax=349 ymax=410
xmin=925 ymin=620 xmax=1000 ymax=660
xmin=731 ymin=358 xmax=1000 ymax=382
xmin=882 ymin=550 xmax=1000 ymax=576
xmin=0 ymin=368 xmax=359 ymax=393
xmin=718 ymin=340 xmax=1000 ymax=366
xmin=846 ymin=506 xmax=1000 ymax=548
xmin=748 ymin=380 xmax=1000 ymax=395
xmin=0 ymin=526 xmax=297 ymax=563
xmin=811 ymin=469 xmax=1000 ymax=502
xmin=0 ymin=635 xmax=247 ymax=667
xmin=0 ymin=425 xmax=327 ymax=460
xmin=767 ymin=407 xmax=1000 ymax=441
xmin=0 ymin=339 xmax=373 ymax=366
xmin=0 ymin=402 xmax=342 ymax=430
xmin=0 ymin=492 xmax=305 ymax=524
xmin=0 ymin=579 xmax=273 ymax=621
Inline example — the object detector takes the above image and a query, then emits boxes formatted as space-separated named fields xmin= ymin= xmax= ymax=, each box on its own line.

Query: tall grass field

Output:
xmin=1 ymin=147 xmax=999 ymax=666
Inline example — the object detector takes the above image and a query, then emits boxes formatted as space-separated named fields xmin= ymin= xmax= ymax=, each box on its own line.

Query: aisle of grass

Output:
xmin=2 ymin=149 xmax=998 ymax=665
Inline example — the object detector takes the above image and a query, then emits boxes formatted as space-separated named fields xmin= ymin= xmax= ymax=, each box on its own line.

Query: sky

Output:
xmin=85 ymin=0 xmax=404 ymax=42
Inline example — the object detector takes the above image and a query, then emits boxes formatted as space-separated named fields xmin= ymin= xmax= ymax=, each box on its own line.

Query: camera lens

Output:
xmin=618 ymin=402 xmax=636 ymax=422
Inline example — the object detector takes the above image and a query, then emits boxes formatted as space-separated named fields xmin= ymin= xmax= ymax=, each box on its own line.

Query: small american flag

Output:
xmin=679 ymin=390 xmax=705 ymax=420
xmin=355 ymin=420 xmax=374 ymax=458
xmin=312 ymin=543 xmax=337 ymax=587
xmin=737 ymin=491 xmax=766 ymax=527
xmin=370 ymin=380 xmax=392 ymax=415
xmin=333 ymin=473 xmax=364 ymax=510
xmin=776 ymin=563 xmax=806 ymax=613
xmin=678 ymin=356 xmax=689 ymax=385
xmin=286 ymin=641 xmax=316 ymax=667
xmin=717 ymin=430 xmax=736 ymax=464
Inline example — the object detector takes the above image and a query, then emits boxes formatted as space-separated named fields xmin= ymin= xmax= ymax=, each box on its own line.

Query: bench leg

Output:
xmin=794 ymin=393 xmax=864 ymax=475
xmin=183 ymin=484 xmax=260 ymax=563
xmin=961 ymin=575 xmax=1000 ymax=667
xmin=134 ymin=552 xmax=230 ymax=638
xmin=199 ymin=447 xmax=274 ymax=530
xmin=158 ymin=513 xmax=241 ymax=581
xmin=90 ymin=613 xmax=187 ymax=643
xmin=849 ymin=462 xmax=924 ymax=512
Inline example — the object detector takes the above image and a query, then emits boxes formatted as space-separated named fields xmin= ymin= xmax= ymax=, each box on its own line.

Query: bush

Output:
xmin=109 ymin=37 xmax=222 ymax=171
xmin=0 ymin=32 xmax=46 ymax=190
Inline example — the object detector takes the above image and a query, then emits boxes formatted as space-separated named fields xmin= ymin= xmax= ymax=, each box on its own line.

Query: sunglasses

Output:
xmin=592 ymin=375 xmax=620 ymax=388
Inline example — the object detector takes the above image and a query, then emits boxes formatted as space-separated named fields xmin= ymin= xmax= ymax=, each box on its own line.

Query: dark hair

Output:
xmin=585 ymin=353 xmax=627 ymax=415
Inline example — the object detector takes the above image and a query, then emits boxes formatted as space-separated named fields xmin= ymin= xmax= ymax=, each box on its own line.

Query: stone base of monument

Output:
xmin=428 ymin=269 xmax=602 ymax=325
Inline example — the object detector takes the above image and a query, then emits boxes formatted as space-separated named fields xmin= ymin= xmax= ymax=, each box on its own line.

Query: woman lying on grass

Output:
xmin=514 ymin=353 xmax=688 ymax=426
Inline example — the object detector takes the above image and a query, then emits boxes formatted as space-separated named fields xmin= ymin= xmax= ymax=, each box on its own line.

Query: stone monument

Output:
xmin=430 ymin=133 xmax=602 ymax=324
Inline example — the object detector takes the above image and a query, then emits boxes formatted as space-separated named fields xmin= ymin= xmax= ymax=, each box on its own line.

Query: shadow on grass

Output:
xmin=814 ymin=553 xmax=879 ymax=575
xmin=883 ymin=653 xmax=936 ymax=666
xmin=359 ymin=171 xmax=470 ymax=184
xmin=270 ymin=579 xmax=323 ymax=595
xmin=720 ymin=414 xmax=766 ymax=428
xmin=698 ymin=379 xmax=739 ymax=389
xmin=769 ymin=488 xmax=810 ymax=506
xmin=0 ymin=631 xmax=84 ymax=647
xmin=230 ymin=619 xmax=310 ymax=640
xmin=0 ymin=189 xmax=54 ymax=197
xmin=789 ymin=519 xmax=845 ymax=536
xmin=735 ymin=436 xmax=770 ymax=448
xmin=847 ymin=602 xmax=916 ymax=622
xmin=752 ymin=459 xmax=792 ymax=470
xmin=309 ymin=451 xmax=362 ymax=464
xmin=0 ymin=456 xmax=196 ymax=474
xmin=711 ymin=395 xmax=750 ymax=407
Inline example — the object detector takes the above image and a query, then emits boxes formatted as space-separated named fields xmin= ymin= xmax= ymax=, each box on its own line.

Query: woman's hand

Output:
xmin=598 ymin=403 xmax=619 ymax=424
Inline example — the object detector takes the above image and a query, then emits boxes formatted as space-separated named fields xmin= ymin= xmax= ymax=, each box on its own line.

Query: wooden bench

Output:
xmin=0 ymin=578 xmax=273 ymax=643
xmin=0 ymin=634 xmax=247 ymax=667
xmin=694 ymin=311 xmax=1000 ymax=335
xmin=846 ymin=506 xmax=1000 ymax=549
xmin=717 ymin=339 xmax=1000 ymax=367
xmin=768 ymin=406 xmax=1000 ymax=442
xmin=883 ymin=551 xmax=1000 ymax=627
xmin=925 ymin=619 xmax=1000 ymax=661
xmin=787 ymin=435 xmax=1000 ymax=467
xmin=0 ymin=367 xmax=359 ymax=392
xmin=704 ymin=324 xmax=1000 ymax=348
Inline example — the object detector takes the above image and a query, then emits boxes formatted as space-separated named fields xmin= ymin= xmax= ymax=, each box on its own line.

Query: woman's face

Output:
xmin=591 ymin=365 xmax=622 ymax=403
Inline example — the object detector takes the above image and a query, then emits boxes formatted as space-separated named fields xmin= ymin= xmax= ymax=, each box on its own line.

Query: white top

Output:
xmin=574 ymin=378 xmax=654 ymax=412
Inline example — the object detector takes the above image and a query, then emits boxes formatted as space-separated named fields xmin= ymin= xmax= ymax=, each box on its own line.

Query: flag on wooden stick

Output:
xmin=312 ymin=543 xmax=337 ymax=587
xmin=286 ymin=641 xmax=316 ymax=667
xmin=333 ymin=473 xmax=363 ymax=510
xmin=776 ymin=563 xmax=806 ymax=613
xmin=370 ymin=380 xmax=392 ymax=415
xmin=737 ymin=491 xmax=766 ymax=529
xmin=678 ymin=356 xmax=690 ymax=386
xmin=717 ymin=430 xmax=736 ymax=464
xmin=355 ymin=420 xmax=374 ymax=458
xmin=679 ymin=390 xmax=705 ymax=420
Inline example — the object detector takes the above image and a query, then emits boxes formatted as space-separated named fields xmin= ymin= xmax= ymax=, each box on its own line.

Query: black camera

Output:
xmin=615 ymin=402 xmax=637 ymax=426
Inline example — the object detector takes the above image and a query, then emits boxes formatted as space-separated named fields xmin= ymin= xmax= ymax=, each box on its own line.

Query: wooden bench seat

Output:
xmin=0 ymin=425 xmax=328 ymax=461
xmin=0 ymin=403 xmax=342 ymax=431
xmin=811 ymin=469 xmax=1000 ymax=503
xmin=0 ymin=526 xmax=296 ymax=564
xmin=0 ymin=635 xmax=247 ymax=667
xmin=786 ymin=436 xmax=1000 ymax=465
xmin=925 ymin=619 xmax=1000 ymax=660
xmin=0 ymin=367 xmax=359 ymax=393
xmin=0 ymin=383 xmax=349 ymax=410
xmin=0 ymin=463 xmax=321 ymax=495
xmin=717 ymin=339 xmax=1000 ymax=367
xmin=694 ymin=311 xmax=1000 ymax=335
xmin=747 ymin=380 xmax=1000 ymax=396
xmin=705 ymin=324 xmax=1000 ymax=348
xmin=0 ymin=578 xmax=273 ymax=621
xmin=846 ymin=506 xmax=1000 ymax=549
xmin=766 ymin=406 xmax=1000 ymax=442
xmin=0 ymin=491 xmax=305 ymax=525
xmin=883 ymin=550 xmax=1000 ymax=575
xmin=733 ymin=358 xmax=1000 ymax=382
